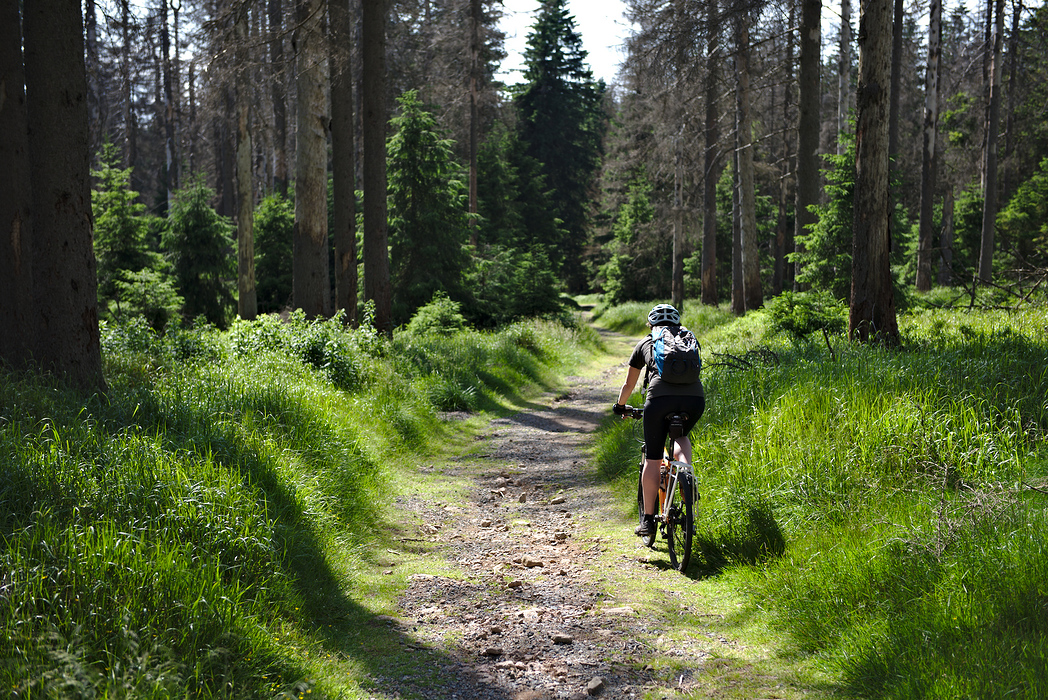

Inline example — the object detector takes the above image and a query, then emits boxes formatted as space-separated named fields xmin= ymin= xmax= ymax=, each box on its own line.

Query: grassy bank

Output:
xmin=0 ymin=311 xmax=599 ymax=698
xmin=593 ymin=301 xmax=1048 ymax=699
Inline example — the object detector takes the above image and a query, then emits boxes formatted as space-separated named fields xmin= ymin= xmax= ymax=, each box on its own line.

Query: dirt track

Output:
xmin=370 ymin=336 xmax=726 ymax=700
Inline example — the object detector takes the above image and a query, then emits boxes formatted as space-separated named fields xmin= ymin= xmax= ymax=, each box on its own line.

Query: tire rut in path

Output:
xmin=383 ymin=362 xmax=672 ymax=700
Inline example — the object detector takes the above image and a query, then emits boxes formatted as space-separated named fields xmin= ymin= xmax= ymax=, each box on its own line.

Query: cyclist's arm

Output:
xmin=615 ymin=365 xmax=642 ymax=407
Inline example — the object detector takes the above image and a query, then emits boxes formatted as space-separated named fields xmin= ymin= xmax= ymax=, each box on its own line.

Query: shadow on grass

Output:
xmin=691 ymin=504 xmax=787 ymax=578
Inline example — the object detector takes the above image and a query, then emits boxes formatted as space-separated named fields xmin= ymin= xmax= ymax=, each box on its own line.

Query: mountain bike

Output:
xmin=620 ymin=406 xmax=697 ymax=573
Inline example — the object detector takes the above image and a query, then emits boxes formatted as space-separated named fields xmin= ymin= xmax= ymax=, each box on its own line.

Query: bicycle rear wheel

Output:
xmin=666 ymin=472 xmax=694 ymax=572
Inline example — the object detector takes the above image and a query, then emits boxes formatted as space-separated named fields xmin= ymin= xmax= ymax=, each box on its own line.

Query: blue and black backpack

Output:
xmin=650 ymin=325 xmax=702 ymax=385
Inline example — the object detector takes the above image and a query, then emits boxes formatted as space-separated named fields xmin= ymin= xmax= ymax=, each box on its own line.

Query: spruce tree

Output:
xmin=513 ymin=0 xmax=606 ymax=292
xmin=387 ymin=91 xmax=470 ymax=324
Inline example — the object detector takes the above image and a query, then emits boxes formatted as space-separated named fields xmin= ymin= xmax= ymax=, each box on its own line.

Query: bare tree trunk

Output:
xmin=161 ymin=0 xmax=176 ymax=210
xmin=362 ymin=0 xmax=392 ymax=332
xmin=837 ymin=0 xmax=852 ymax=154
xmin=468 ymin=0 xmax=480 ymax=246
xmin=916 ymin=0 xmax=942 ymax=292
xmin=330 ymin=0 xmax=357 ymax=324
xmin=978 ymin=0 xmax=1004 ymax=283
xmin=731 ymin=137 xmax=744 ymax=316
xmin=0 ymin=0 xmax=34 ymax=369
xmin=938 ymin=188 xmax=954 ymax=285
xmin=1001 ymin=0 xmax=1022 ymax=199
xmin=775 ymin=4 xmax=795 ymax=295
xmin=736 ymin=16 xmax=761 ymax=312
xmin=794 ymin=0 xmax=821 ymax=290
xmin=85 ymin=0 xmax=101 ymax=163
xmin=294 ymin=0 xmax=331 ymax=317
xmin=672 ymin=128 xmax=684 ymax=309
xmin=218 ymin=85 xmax=235 ymax=218
xmin=188 ymin=62 xmax=197 ymax=173
xmin=269 ymin=0 xmax=288 ymax=196
xmin=235 ymin=6 xmax=257 ymax=320
xmin=24 ymin=0 xmax=106 ymax=390
xmin=850 ymin=0 xmax=899 ymax=346
xmin=121 ymin=0 xmax=136 ymax=169
xmin=701 ymin=11 xmax=720 ymax=307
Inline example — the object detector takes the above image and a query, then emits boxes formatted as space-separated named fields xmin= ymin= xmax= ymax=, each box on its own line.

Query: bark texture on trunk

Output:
xmin=794 ymin=0 xmax=821 ymax=289
xmin=736 ymin=17 xmax=762 ymax=312
xmin=977 ymin=0 xmax=1004 ymax=283
xmin=294 ymin=0 xmax=331 ymax=318
xmin=701 ymin=17 xmax=720 ymax=307
xmin=850 ymin=0 xmax=899 ymax=346
xmin=235 ymin=8 xmax=257 ymax=320
xmin=24 ymin=0 xmax=106 ymax=390
xmin=330 ymin=0 xmax=358 ymax=324
xmin=362 ymin=0 xmax=392 ymax=333
xmin=0 ymin=0 xmax=34 ymax=369
xmin=916 ymin=0 xmax=942 ymax=292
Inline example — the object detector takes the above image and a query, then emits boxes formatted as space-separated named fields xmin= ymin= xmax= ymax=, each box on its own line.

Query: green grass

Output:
xmin=593 ymin=301 xmax=1048 ymax=699
xmin=0 ymin=313 xmax=595 ymax=698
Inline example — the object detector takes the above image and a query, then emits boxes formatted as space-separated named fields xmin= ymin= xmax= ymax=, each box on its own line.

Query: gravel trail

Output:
xmin=372 ymin=339 xmax=717 ymax=700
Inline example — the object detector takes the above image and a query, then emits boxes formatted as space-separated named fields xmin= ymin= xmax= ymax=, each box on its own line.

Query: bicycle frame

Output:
xmin=658 ymin=458 xmax=696 ymax=530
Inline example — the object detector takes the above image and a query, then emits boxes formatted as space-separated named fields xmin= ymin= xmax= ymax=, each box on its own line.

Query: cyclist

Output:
xmin=613 ymin=303 xmax=705 ymax=538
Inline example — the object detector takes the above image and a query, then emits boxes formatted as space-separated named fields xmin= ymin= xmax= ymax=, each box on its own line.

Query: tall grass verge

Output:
xmin=0 ymin=312 xmax=592 ymax=698
xmin=593 ymin=302 xmax=1048 ymax=699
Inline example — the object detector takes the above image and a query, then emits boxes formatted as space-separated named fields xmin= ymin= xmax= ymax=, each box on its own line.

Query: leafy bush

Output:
xmin=405 ymin=291 xmax=469 ymax=336
xmin=765 ymin=290 xmax=847 ymax=341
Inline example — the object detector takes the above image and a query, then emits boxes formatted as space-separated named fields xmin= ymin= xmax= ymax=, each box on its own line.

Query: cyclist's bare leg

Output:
xmin=672 ymin=436 xmax=693 ymax=464
xmin=641 ymin=457 xmax=661 ymax=514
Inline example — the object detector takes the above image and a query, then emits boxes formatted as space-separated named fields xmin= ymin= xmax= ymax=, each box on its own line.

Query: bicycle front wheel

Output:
xmin=666 ymin=472 xmax=694 ymax=572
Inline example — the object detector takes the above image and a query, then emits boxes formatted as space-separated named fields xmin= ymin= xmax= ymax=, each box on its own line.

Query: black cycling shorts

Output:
xmin=643 ymin=394 xmax=706 ymax=460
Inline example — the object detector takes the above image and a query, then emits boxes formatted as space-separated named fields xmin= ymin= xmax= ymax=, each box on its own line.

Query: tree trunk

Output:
xmin=850 ymin=0 xmax=899 ymax=346
xmin=838 ymin=0 xmax=851 ymax=154
xmin=362 ymin=0 xmax=392 ymax=333
xmin=736 ymin=16 xmax=761 ymax=312
xmin=161 ymin=0 xmax=176 ymax=210
xmin=468 ymin=0 xmax=481 ymax=246
xmin=977 ymin=0 xmax=1004 ymax=283
xmin=671 ymin=128 xmax=684 ymax=310
xmin=1001 ymin=0 xmax=1021 ymax=200
xmin=235 ymin=6 xmax=257 ymax=320
xmin=23 ymin=0 xmax=106 ymax=390
xmin=0 ymin=0 xmax=34 ymax=370
xmin=293 ymin=0 xmax=331 ymax=317
xmin=916 ymin=0 xmax=942 ymax=292
xmin=731 ymin=139 xmax=744 ymax=316
xmin=330 ymin=0 xmax=357 ymax=324
xmin=218 ymin=85 xmax=235 ymax=218
xmin=701 ymin=14 xmax=720 ymax=307
xmin=85 ymin=0 xmax=101 ymax=162
xmin=121 ymin=0 xmax=136 ymax=170
xmin=938 ymin=188 xmax=954 ymax=285
xmin=775 ymin=5 xmax=795 ymax=295
xmin=794 ymin=0 xmax=821 ymax=290
xmin=269 ymin=0 xmax=288 ymax=196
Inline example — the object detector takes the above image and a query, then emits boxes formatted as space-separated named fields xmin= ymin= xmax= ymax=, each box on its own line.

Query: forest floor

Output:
xmin=359 ymin=326 xmax=833 ymax=700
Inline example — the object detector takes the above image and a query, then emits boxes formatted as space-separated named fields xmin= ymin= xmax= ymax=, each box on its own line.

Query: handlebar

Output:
xmin=614 ymin=404 xmax=643 ymax=419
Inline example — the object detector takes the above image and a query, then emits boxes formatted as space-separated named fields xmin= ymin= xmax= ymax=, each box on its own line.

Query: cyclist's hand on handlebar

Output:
xmin=612 ymin=403 xmax=627 ymax=416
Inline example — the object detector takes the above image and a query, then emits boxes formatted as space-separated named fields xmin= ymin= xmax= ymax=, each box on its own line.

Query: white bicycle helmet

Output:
xmin=647 ymin=303 xmax=680 ymax=326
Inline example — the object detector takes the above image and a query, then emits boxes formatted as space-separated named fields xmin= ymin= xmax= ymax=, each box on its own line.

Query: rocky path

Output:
xmin=374 ymin=344 xmax=709 ymax=700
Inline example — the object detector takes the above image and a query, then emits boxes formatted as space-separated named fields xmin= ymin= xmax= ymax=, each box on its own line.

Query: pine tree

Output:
xmin=387 ymin=91 xmax=470 ymax=324
xmin=513 ymin=0 xmax=606 ymax=293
